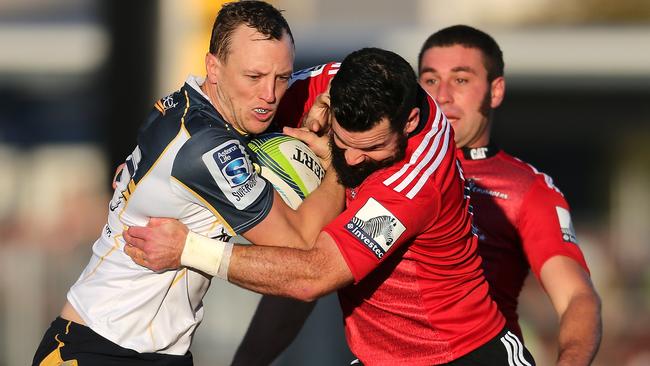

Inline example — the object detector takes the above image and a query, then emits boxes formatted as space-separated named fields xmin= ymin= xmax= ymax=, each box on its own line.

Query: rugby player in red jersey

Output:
xmin=124 ymin=47 xmax=535 ymax=365
xmin=417 ymin=25 xmax=601 ymax=366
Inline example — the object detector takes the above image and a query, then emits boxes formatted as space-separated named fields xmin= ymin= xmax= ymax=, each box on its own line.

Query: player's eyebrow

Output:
xmin=331 ymin=128 xmax=389 ymax=151
xmin=420 ymin=66 xmax=437 ymax=74
xmin=451 ymin=66 xmax=478 ymax=74
xmin=420 ymin=66 xmax=478 ymax=75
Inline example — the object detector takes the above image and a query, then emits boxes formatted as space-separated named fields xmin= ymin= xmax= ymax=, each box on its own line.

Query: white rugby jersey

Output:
xmin=67 ymin=76 xmax=274 ymax=354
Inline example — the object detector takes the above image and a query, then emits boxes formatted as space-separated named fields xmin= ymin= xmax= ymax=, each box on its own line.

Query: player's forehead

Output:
xmin=331 ymin=116 xmax=395 ymax=149
xmin=224 ymin=24 xmax=294 ymax=74
xmin=420 ymin=45 xmax=486 ymax=75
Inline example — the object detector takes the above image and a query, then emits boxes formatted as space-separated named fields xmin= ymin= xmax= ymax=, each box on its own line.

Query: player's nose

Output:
xmin=345 ymin=148 xmax=366 ymax=166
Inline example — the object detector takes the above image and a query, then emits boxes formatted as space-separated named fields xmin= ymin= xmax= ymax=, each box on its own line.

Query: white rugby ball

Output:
xmin=248 ymin=132 xmax=324 ymax=209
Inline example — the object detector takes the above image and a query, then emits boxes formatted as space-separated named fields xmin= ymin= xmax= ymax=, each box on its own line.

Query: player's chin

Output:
xmin=247 ymin=117 xmax=275 ymax=134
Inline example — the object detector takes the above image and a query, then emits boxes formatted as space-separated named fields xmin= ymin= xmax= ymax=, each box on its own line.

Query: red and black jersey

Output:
xmin=280 ymin=63 xmax=505 ymax=365
xmin=458 ymin=145 xmax=589 ymax=340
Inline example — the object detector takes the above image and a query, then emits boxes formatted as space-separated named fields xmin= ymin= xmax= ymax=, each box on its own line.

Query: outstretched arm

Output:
xmin=231 ymin=296 xmax=316 ymax=366
xmin=539 ymin=255 xmax=602 ymax=366
xmin=125 ymin=221 xmax=353 ymax=301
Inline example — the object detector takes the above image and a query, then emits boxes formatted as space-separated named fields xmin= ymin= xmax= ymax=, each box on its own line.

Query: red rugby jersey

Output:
xmin=458 ymin=145 xmax=589 ymax=340
xmin=278 ymin=63 xmax=505 ymax=365
xmin=274 ymin=62 xmax=341 ymax=129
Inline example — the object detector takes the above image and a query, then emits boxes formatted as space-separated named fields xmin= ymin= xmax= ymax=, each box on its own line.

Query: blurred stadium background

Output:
xmin=1 ymin=0 xmax=649 ymax=365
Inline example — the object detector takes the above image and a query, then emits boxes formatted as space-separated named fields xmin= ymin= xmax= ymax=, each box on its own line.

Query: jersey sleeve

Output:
xmin=171 ymin=128 xmax=274 ymax=234
xmin=323 ymin=181 xmax=437 ymax=283
xmin=517 ymin=177 xmax=589 ymax=279
xmin=274 ymin=62 xmax=340 ymax=129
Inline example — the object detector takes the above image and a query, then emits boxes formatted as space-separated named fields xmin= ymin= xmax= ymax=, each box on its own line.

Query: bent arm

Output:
xmin=231 ymin=296 xmax=316 ymax=366
xmin=229 ymin=231 xmax=353 ymax=301
xmin=540 ymin=255 xmax=602 ymax=366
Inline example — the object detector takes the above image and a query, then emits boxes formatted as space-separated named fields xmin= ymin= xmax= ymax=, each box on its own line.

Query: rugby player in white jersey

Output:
xmin=32 ymin=2 xmax=343 ymax=365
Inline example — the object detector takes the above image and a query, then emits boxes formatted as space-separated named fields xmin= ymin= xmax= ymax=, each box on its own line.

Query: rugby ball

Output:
xmin=248 ymin=132 xmax=324 ymax=209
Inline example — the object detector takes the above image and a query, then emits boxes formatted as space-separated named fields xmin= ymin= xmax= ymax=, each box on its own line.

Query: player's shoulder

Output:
xmin=498 ymin=151 xmax=565 ymax=196
xmin=362 ymin=161 xmax=441 ymax=205
xmin=172 ymin=130 xmax=256 ymax=197
xmin=177 ymin=126 xmax=244 ymax=163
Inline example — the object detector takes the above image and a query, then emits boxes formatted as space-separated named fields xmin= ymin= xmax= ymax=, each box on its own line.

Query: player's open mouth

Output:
xmin=254 ymin=108 xmax=270 ymax=114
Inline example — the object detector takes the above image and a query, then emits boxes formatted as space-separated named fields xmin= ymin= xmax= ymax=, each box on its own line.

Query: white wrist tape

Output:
xmin=181 ymin=231 xmax=233 ymax=279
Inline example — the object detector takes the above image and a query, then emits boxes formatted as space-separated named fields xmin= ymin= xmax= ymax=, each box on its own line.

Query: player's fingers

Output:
xmin=307 ymin=121 xmax=321 ymax=133
xmin=124 ymin=227 xmax=147 ymax=248
xmin=301 ymin=117 xmax=322 ymax=133
xmin=127 ymin=225 xmax=149 ymax=239
xmin=125 ymin=245 xmax=155 ymax=270
xmin=124 ymin=244 xmax=145 ymax=263
xmin=283 ymin=126 xmax=316 ymax=144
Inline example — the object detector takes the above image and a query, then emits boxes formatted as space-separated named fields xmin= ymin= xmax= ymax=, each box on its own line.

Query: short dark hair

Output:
xmin=418 ymin=25 xmax=504 ymax=82
xmin=209 ymin=1 xmax=294 ymax=62
xmin=331 ymin=48 xmax=417 ymax=133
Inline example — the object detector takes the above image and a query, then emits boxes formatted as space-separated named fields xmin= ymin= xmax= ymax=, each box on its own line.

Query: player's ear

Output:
xmin=403 ymin=107 xmax=420 ymax=135
xmin=205 ymin=52 xmax=221 ymax=83
xmin=490 ymin=76 xmax=505 ymax=109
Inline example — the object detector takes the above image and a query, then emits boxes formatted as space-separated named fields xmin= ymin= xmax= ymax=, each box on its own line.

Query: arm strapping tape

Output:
xmin=181 ymin=231 xmax=233 ymax=279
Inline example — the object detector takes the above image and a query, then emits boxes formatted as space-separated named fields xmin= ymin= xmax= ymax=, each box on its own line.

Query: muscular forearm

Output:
xmin=228 ymin=244 xmax=332 ymax=301
xmin=556 ymin=292 xmax=602 ymax=366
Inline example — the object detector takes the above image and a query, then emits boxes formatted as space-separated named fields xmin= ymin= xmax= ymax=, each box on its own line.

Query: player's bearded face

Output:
xmin=329 ymin=132 xmax=408 ymax=188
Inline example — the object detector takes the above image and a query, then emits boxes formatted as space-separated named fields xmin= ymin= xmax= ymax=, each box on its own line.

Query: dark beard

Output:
xmin=329 ymin=133 xmax=408 ymax=188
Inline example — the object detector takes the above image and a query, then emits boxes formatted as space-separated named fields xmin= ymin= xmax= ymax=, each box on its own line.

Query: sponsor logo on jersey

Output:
xmin=345 ymin=198 xmax=406 ymax=259
xmin=109 ymin=197 xmax=122 ymax=211
xmin=469 ymin=180 xmax=509 ymax=200
xmin=154 ymin=94 xmax=179 ymax=115
xmin=469 ymin=147 xmax=489 ymax=160
xmin=556 ymin=206 xmax=578 ymax=244
xmin=212 ymin=227 xmax=233 ymax=242
xmin=162 ymin=95 xmax=178 ymax=110
xmin=213 ymin=143 xmax=251 ymax=187
xmin=203 ymin=140 xmax=266 ymax=210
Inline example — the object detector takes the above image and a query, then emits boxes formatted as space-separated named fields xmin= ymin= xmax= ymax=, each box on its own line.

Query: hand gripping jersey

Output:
xmin=458 ymin=145 xmax=589 ymax=340
xmin=277 ymin=63 xmax=505 ymax=365
xmin=67 ymin=76 xmax=275 ymax=354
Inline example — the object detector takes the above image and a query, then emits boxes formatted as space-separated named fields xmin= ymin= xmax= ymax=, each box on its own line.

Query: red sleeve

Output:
xmin=274 ymin=62 xmax=340 ymax=129
xmin=518 ymin=178 xmax=589 ymax=279
xmin=323 ymin=180 xmax=437 ymax=283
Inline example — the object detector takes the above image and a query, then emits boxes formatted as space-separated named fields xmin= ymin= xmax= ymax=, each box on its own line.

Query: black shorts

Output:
xmin=445 ymin=327 xmax=535 ymax=366
xmin=350 ymin=327 xmax=535 ymax=366
xmin=32 ymin=317 xmax=193 ymax=366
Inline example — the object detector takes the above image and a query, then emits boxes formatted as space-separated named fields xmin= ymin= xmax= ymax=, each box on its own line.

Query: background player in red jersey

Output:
xmin=124 ymin=47 xmax=535 ymax=365
xmin=417 ymin=25 xmax=601 ymax=366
